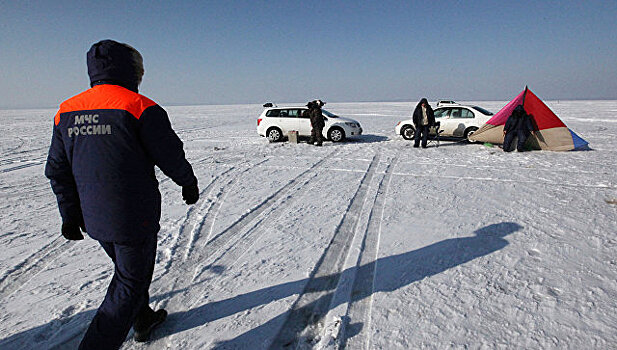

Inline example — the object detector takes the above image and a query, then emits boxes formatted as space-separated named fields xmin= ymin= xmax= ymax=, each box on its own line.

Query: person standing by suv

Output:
xmin=412 ymin=98 xmax=435 ymax=148
xmin=45 ymin=39 xmax=199 ymax=349
xmin=308 ymin=100 xmax=325 ymax=146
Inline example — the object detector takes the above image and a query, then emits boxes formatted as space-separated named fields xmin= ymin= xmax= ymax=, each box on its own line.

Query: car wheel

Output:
xmin=401 ymin=125 xmax=415 ymax=140
xmin=464 ymin=127 xmax=479 ymax=143
xmin=328 ymin=127 xmax=345 ymax=142
xmin=267 ymin=127 xmax=283 ymax=142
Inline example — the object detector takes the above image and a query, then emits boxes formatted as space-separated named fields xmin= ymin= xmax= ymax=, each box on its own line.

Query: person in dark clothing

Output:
xmin=308 ymin=99 xmax=325 ymax=146
xmin=45 ymin=40 xmax=199 ymax=349
xmin=412 ymin=98 xmax=435 ymax=148
xmin=503 ymin=104 xmax=535 ymax=152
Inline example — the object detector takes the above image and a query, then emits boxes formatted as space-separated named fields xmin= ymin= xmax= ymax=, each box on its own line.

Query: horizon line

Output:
xmin=2 ymin=97 xmax=617 ymax=111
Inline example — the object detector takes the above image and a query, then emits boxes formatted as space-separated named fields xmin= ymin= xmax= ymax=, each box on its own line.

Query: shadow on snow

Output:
xmin=291 ymin=134 xmax=389 ymax=144
xmin=0 ymin=222 xmax=521 ymax=349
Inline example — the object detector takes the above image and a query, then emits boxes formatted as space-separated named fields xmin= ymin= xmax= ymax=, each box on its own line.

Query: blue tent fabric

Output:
xmin=569 ymin=129 xmax=589 ymax=150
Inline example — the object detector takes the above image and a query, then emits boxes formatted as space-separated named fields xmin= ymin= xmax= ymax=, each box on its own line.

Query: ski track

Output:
xmin=0 ymin=237 xmax=70 ymax=299
xmin=270 ymin=153 xmax=381 ymax=349
xmin=341 ymin=157 xmax=397 ymax=349
xmin=135 ymin=149 xmax=340 ymax=348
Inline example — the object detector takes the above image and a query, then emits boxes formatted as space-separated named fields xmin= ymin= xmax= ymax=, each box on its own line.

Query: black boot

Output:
xmin=133 ymin=307 xmax=167 ymax=342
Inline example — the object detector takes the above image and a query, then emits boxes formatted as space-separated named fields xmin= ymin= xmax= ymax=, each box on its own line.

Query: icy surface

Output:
xmin=0 ymin=101 xmax=615 ymax=349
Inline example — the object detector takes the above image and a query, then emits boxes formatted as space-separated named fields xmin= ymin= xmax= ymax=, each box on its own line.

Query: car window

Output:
xmin=280 ymin=109 xmax=299 ymax=118
xmin=450 ymin=108 xmax=463 ymax=118
xmin=460 ymin=109 xmax=475 ymax=118
xmin=434 ymin=108 xmax=449 ymax=118
xmin=288 ymin=109 xmax=301 ymax=117
xmin=300 ymin=109 xmax=310 ymax=118
xmin=472 ymin=106 xmax=494 ymax=116
xmin=322 ymin=109 xmax=337 ymax=118
xmin=266 ymin=109 xmax=280 ymax=117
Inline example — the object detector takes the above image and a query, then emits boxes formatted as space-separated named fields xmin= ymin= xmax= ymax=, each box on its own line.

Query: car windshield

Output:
xmin=473 ymin=106 xmax=494 ymax=115
xmin=322 ymin=109 xmax=338 ymax=118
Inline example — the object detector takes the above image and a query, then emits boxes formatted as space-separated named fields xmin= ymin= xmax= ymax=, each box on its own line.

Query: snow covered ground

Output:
xmin=0 ymin=100 xmax=615 ymax=349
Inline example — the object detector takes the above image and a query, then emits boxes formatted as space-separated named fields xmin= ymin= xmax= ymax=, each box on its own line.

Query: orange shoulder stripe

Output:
xmin=55 ymin=85 xmax=157 ymax=125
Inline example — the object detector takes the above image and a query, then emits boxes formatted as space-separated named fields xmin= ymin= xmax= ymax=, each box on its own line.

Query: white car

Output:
xmin=395 ymin=101 xmax=494 ymax=142
xmin=257 ymin=104 xmax=363 ymax=142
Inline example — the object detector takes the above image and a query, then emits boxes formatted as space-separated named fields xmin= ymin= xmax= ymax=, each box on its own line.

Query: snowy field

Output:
xmin=0 ymin=100 xmax=615 ymax=349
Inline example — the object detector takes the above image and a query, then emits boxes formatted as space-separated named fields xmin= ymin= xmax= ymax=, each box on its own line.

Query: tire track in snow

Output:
xmin=401 ymin=160 xmax=609 ymax=176
xmin=149 ymin=150 xmax=339 ymax=317
xmin=182 ymin=157 xmax=270 ymax=260
xmin=0 ymin=145 xmax=47 ymax=160
xmin=271 ymin=152 xmax=381 ymax=349
xmin=156 ymin=166 xmax=236 ymax=276
xmin=155 ymin=158 xmax=268 ymax=281
xmin=180 ymin=167 xmax=321 ymax=297
xmin=341 ymin=157 xmax=397 ymax=350
xmin=393 ymin=172 xmax=617 ymax=190
xmin=0 ymin=237 xmax=69 ymax=299
xmin=0 ymin=184 xmax=50 ymax=199
xmin=0 ymin=153 xmax=46 ymax=173
xmin=178 ymin=149 xmax=338 ymax=274
xmin=133 ymin=150 xmax=339 ymax=349
xmin=32 ymin=160 xmax=265 ymax=349
xmin=153 ymin=167 xmax=323 ymax=344
xmin=1 ymin=161 xmax=46 ymax=173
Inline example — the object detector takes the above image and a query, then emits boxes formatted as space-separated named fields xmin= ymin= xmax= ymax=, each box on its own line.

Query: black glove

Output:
xmin=182 ymin=181 xmax=199 ymax=205
xmin=61 ymin=222 xmax=84 ymax=240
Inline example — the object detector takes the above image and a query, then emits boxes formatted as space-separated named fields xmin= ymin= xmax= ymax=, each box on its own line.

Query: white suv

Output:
xmin=395 ymin=101 xmax=494 ymax=142
xmin=257 ymin=104 xmax=363 ymax=142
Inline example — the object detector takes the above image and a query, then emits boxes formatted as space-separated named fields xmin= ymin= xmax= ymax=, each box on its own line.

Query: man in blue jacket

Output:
xmin=45 ymin=39 xmax=199 ymax=349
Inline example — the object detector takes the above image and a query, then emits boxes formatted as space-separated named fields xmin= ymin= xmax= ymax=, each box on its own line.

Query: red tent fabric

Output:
xmin=470 ymin=87 xmax=588 ymax=151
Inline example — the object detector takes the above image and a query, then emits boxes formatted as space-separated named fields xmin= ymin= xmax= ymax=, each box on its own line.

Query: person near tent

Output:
xmin=308 ymin=99 xmax=325 ymax=146
xmin=412 ymin=98 xmax=435 ymax=148
xmin=502 ymin=104 xmax=535 ymax=152
xmin=45 ymin=40 xmax=199 ymax=349
xmin=471 ymin=87 xmax=587 ymax=151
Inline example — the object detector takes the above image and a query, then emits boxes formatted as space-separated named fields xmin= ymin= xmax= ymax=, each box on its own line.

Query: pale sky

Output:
xmin=1 ymin=0 xmax=616 ymax=108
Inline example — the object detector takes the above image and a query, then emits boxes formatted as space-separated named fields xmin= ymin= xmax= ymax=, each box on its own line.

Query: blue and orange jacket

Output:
xmin=45 ymin=84 xmax=196 ymax=243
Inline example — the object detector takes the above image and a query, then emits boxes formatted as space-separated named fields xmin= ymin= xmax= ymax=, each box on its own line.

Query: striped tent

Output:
xmin=470 ymin=87 xmax=588 ymax=151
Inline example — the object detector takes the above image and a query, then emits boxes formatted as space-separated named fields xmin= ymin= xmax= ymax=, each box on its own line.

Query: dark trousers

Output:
xmin=503 ymin=129 xmax=530 ymax=152
xmin=414 ymin=125 xmax=430 ymax=148
xmin=310 ymin=126 xmax=323 ymax=145
xmin=79 ymin=235 xmax=157 ymax=350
